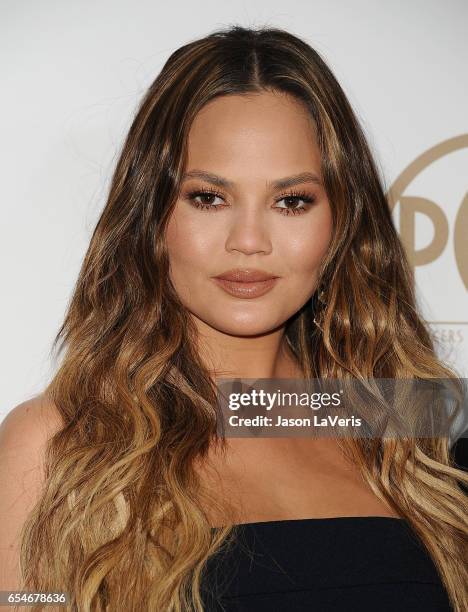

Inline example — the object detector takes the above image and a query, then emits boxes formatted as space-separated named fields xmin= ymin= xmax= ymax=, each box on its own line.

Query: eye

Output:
xmin=183 ymin=186 xmax=317 ymax=215
xmin=185 ymin=187 xmax=226 ymax=211
xmin=274 ymin=191 xmax=317 ymax=216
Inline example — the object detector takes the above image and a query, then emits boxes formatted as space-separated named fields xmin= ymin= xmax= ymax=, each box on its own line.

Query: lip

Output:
xmin=212 ymin=269 xmax=280 ymax=299
xmin=213 ymin=268 xmax=279 ymax=282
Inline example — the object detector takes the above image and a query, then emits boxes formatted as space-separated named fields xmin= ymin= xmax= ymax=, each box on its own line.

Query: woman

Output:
xmin=1 ymin=25 xmax=467 ymax=611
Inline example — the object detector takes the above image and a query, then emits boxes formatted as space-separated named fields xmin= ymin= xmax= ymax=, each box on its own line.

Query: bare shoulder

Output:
xmin=0 ymin=393 xmax=64 ymax=496
xmin=0 ymin=394 xmax=63 ymax=591
xmin=0 ymin=392 xmax=64 ymax=507
xmin=0 ymin=393 xmax=63 ymax=447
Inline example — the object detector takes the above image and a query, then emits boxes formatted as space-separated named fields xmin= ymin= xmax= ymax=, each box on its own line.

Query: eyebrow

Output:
xmin=181 ymin=170 xmax=322 ymax=190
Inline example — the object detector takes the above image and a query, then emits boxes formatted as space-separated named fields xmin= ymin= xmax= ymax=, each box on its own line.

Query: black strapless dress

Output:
xmin=200 ymin=516 xmax=453 ymax=611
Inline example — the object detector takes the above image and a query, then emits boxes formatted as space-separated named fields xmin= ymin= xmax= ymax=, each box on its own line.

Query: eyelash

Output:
xmin=184 ymin=186 xmax=317 ymax=216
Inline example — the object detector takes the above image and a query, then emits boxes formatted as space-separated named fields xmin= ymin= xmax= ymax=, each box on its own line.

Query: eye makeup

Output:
xmin=182 ymin=185 xmax=317 ymax=216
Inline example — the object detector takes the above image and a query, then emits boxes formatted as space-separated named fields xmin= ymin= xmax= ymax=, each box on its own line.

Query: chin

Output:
xmin=210 ymin=314 xmax=285 ymax=337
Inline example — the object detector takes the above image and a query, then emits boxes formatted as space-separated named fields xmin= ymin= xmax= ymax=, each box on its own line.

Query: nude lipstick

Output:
xmin=212 ymin=268 xmax=280 ymax=299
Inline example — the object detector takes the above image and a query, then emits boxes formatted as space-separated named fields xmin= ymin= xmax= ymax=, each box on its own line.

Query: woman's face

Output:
xmin=166 ymin=90 xmax=333 ymax=337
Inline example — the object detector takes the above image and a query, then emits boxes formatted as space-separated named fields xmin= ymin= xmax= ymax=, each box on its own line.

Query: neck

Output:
xmin=192 ymin=315 xmax=301 ymax=380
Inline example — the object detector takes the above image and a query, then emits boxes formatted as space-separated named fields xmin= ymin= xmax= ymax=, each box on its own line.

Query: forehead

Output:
xmin=185 ymin=91 xmax=321 ymax=179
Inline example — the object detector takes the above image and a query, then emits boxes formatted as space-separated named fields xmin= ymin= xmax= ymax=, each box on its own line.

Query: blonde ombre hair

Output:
xmin=19 ymin=25 xmax=468 ymax=611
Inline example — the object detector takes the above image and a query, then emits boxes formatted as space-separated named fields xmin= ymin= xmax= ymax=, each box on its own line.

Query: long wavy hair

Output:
xmin=19 ymin=25 xmax=467 ymax=611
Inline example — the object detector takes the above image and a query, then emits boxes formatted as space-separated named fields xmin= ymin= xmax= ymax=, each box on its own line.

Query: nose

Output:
xmin=225 ymin=201 xmax=272 ymax=256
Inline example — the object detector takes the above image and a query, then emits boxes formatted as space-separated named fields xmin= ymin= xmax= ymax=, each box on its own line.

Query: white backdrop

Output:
xmin=1 ymin=0 xmax=467 ymax=432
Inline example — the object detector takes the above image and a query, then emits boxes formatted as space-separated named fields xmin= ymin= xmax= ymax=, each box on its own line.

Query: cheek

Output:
xmin=279 ymin=218 xmax=332 ymax=276
xmin=166 ymin=211 xmax=217 ymax=279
